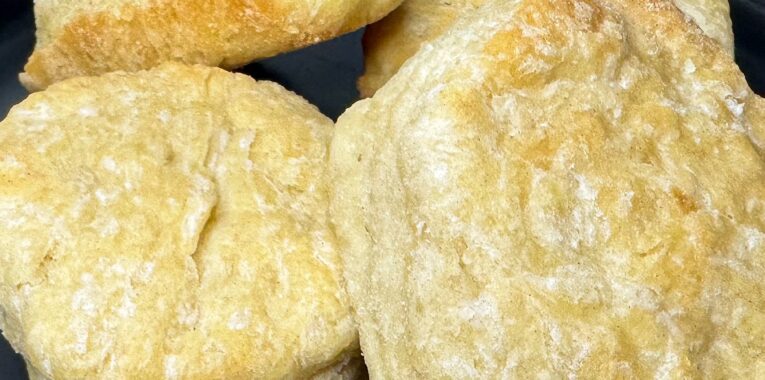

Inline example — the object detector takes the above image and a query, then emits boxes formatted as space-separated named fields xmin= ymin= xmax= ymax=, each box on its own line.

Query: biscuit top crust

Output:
xmin=0 ymin=63 xmax=355 ymax=379
xmin=33 ymin=0 xmax=149 ymax=47
xmin=358 ymin=0 xmax=732 ymax=97
xmin=331 ymin=0 xmax=765 ymax=377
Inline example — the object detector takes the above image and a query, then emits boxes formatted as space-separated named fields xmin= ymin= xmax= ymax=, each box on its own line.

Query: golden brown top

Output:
xmin=358 ymin=0 xmax=733 ymax=97
xmin=0 ymin=63 xmax=356 ymax=379
xmin=331 ymin=0 xmax=765 ymax=377
xmin=22 ymin=0 xmax=403 ymax=90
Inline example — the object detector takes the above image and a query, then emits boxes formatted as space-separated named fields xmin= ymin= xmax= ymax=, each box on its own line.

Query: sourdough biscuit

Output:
xmin=0 ymin=63 xmax=358 ymax=379
xmin=358 ymin=0 xmax=733 ymax=97
xmin=21 ymin=0 xmax=403 ymax=91
xmin=332 ymin=0 xmax=765 ymax=377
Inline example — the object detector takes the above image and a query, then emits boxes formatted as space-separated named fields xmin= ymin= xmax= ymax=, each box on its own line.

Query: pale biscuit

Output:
xmin=358 ymin=0 xmax=733 ymax=97
xmin=331 ymin=0 xmax=765 ymax=377
xmin=21 ymin=0 xmax=403 ymax=91
xmin=0 ymin=63 xmax=358 ymax=379
xmin=674 ymin=0 xmax=733 ymax=53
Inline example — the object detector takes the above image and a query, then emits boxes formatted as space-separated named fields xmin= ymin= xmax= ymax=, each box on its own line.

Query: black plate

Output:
xmin=1 ymin=1 xmax=763 ymax=379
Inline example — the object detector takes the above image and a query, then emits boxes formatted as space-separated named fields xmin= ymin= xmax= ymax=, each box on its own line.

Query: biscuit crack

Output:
xmin=189 ymin=203 xmax=218 ymax=282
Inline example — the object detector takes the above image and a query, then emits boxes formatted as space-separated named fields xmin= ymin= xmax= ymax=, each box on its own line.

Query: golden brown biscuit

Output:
xmin=21 ymin=0 xmax=403 ymax=91
xmin=331 ymin=0 xmax=765 ymax=377
xmin=358 ymin=0 xmax=733 ymax=97
xmin=0 ymin=63 xmax=358 ymax=379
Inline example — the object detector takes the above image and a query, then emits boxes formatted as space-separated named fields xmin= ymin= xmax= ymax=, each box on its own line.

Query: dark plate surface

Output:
xmin=0 ymin=0 xmax=763 ymax=378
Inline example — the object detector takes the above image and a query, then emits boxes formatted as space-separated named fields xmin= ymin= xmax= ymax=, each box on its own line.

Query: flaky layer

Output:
xmin=22 ymin=0 xmax=403 ymax=90
xmin=358 ymin=0 xmax=733 ymax=97
xmin=332 ymin=0 xmax=765 ymax=377
xmin=1 ymin=63 xmax=357 ymax=379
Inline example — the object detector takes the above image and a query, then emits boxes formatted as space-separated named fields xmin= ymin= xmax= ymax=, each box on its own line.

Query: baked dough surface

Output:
xmin=331 ymin=0 xmax=765 ymax=377
xmin=22 ymin=0 xmax=403 ymax=90
xmin=674 ymin=0 xmax=733 ymax=53
xmin=0 ymin=63 xmax=357 ymax=379
xmin=358 ymin=0 xmax=733 ymax=97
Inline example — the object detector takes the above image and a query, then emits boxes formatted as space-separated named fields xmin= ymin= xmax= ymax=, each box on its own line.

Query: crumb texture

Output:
xmin=332 ymin=0 xmax=765 ymax=378
xmin=22 ymin=0 xmax=403 ymax=90
xmin=0 ymin=63 xmax=357 ymax=380
xmin=358 ymin=0 xmax=732 ymax=97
